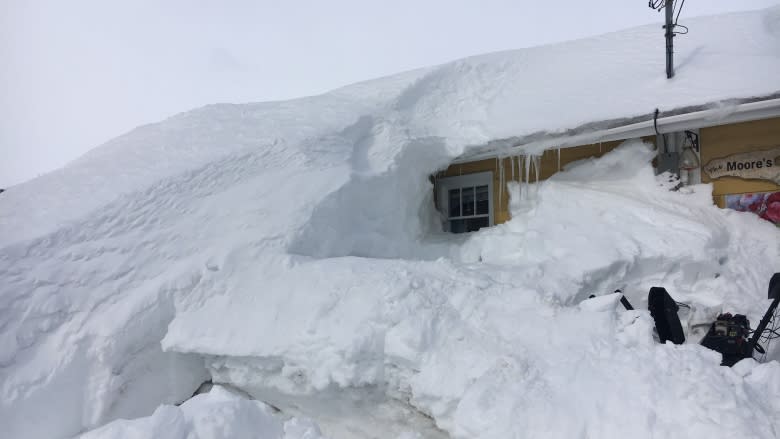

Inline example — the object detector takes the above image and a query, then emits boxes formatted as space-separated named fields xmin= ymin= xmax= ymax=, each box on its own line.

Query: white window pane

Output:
xmin=448 ymin=189 xmax=460 ymax=217
xmin=476 ymin=185 xmax=489 ymax=215
xmin=462 ymin=187 xmax=475 ymax=216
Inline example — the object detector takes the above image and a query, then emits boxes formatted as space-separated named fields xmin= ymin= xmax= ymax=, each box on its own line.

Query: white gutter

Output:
xmin=453 ymin=97 xmax=780 ymax=163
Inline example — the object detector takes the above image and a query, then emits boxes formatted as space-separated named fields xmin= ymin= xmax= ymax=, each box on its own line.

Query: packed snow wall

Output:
xmin=162 ymin=141 xmax=780 ymax=439
xmin=0 ymin=81 xmax=474 ymax=438
xmin=3 ymin=124 xmax=780 ymax=439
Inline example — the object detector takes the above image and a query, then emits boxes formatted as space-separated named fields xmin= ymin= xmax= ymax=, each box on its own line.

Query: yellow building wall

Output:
xmin=700 ymin=117 xmax=780 ymax=208
xmin=436 ymin=138 xmax=652 ymax=225
xmin=436 ymin=117 xmax=780 ymax=225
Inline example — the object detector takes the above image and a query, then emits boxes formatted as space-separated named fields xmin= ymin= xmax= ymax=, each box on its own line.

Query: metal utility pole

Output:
xmin=664 ymin=0 xmax=674 ymax=78
xmin=649 ymin=0 xmax=686 ymax=78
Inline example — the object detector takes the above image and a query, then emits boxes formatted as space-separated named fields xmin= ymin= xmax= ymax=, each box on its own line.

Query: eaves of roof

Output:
xmin=454 ymin=94 xmax=780 ymax=163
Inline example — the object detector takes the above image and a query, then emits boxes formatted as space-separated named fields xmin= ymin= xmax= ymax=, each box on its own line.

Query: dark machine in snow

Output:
xmin=610 ymin=273 xmax=780 ymax=367
xmin=698 ymin=313 xmax=756 ymax=367
xmin=698 ymin=273 xmax=780 ymax=366
xmin=647 ymin=286 xmax=686 ymax=345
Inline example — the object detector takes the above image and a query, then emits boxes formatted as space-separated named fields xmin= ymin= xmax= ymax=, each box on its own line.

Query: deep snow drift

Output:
xmin=163 ymin=143 xmax=780 ymax=439
xmin=2 ymin=6 xmax=780 ymax=439
xmin=78 ymin=385 xmax=328 ymax=439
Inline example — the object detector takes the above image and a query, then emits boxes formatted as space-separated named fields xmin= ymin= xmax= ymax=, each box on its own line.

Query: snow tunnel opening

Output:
xmin=287 ymin=135 xmax=557 ymax=262
xmin=288 ymin=138 xmax=461 ymax=260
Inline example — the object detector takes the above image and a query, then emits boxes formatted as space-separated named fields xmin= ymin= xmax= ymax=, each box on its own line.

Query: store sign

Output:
xmin=703 ymin=147 xmax=780 ymax=184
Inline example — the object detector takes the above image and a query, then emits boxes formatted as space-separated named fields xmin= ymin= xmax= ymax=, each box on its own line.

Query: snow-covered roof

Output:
xmin=393 ymin=5 xmax=780 ymax=158
xmin=3 ymin=7 xmax=780 ymax=245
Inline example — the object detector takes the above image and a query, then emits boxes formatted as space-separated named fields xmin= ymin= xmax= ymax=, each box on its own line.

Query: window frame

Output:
xmin=436 ymin=171 xmax=494 ymax=233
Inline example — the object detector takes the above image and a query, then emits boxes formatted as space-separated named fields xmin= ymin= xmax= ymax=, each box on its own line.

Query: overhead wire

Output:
xmin=672 ymin=0 xmax=688 ymax=35
xmin=648 ymin=0 xmax=665 ymax=10
xmin=647 ymin=0 xmax=688 ymax=34
xmin=674 ymin=0 xmax=685 ymax=24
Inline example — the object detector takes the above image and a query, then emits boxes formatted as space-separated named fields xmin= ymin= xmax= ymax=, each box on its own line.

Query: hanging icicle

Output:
xmin=532 ymin=155 xmax=541 ymax=183
xmin=524 ymin=154 xmax=531 ymax=185
xmin=517 ymin=155 xmax=522 ymax=182
xmin=510 ymin=156 xmax=516 ymax=182
xmin=535 ymin=155 xmax=542 ymax=199
xmin=498 ymin=157 xmax=504 ymax=211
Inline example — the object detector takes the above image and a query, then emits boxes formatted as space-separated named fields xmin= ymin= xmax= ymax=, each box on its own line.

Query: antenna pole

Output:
xmin=664 ymin=0 xmax=674 ymax=78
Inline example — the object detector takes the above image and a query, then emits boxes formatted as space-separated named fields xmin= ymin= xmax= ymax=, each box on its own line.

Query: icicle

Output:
xmin=515 ymin=156 xmax=521 ymax=200
xmin=532 ymin=155 xmax=541 ymax=183
xmin=524 ymin=155 xmax=529 ymax=200
xmin=495 ymin=157 xmax=500 ymax=211
xmin=524 ymin=154 xmax=531 ymax=185
xmin=533 ymin=155 xmax=542 ymax=200
xmin=516 ymin=156 xmax=521 ymax=200
xmin=517 ymin=155 xmax=522 ymax=182
xmin=510 ymin=156 xmax=515 ymax=182
xmin=557 ymin=148 xmax=561 ymax=172
xmin=498 ymin=157 xmax=504 ymax=211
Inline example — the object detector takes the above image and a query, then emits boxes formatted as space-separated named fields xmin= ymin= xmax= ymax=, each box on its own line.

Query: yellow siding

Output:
xmin=434 ymin=117 xmax=780 ymax=226
xmin=700 ymin=117 xmax=780 ymax=207
xmin=435 ymin=137 xmax=654 ymax=224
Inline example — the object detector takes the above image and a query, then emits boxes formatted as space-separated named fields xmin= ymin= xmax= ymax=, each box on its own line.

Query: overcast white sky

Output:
xmin=2 ymin=0 xmax=778 ymax=187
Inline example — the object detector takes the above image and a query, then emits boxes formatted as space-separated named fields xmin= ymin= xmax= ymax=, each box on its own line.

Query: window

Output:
xmin=436 ymin=171 xmax=493 ymax=233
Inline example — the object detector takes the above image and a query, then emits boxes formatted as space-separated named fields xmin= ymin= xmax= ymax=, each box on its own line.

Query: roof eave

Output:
xmin=453 ymin=97 xmax=780 ymax=163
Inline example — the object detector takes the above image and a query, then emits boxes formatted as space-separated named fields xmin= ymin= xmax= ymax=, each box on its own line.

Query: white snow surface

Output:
xmin=77 ymin=385 xmax=328 ymax=439
xmin=2 ymin=6 xmax=780 ymax=439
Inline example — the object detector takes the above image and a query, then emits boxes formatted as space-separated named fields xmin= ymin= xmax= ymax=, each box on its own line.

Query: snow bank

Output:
xmin=467 ymin=142 xmax=779 ymax=315
xmin=77 ymin=385 xmax=327 ymax=439
xmin=163 ymin=142 xmax=780 ymax=438
xmin=1 ymin=6 xmax=779 ymax=439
